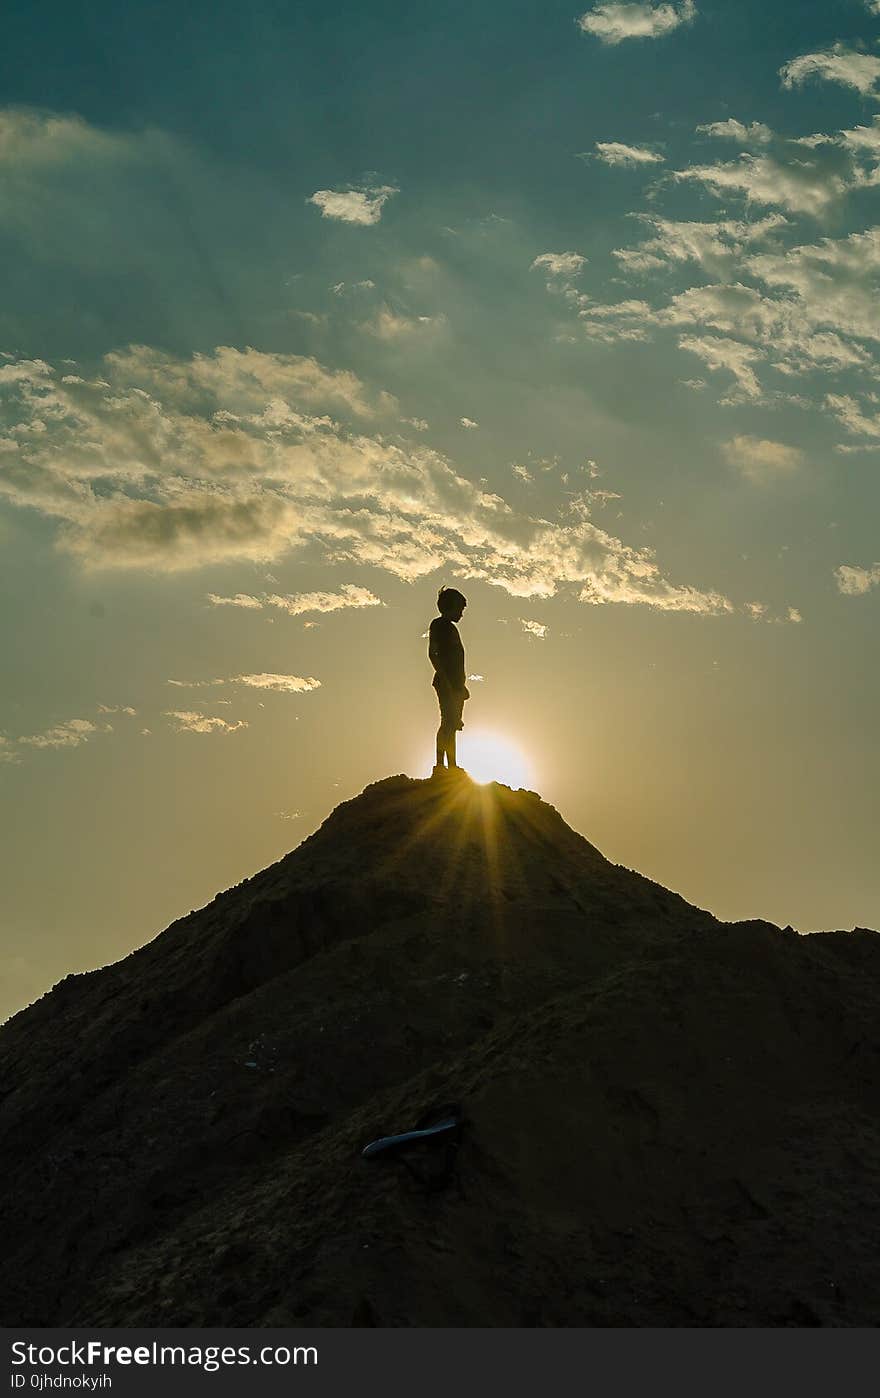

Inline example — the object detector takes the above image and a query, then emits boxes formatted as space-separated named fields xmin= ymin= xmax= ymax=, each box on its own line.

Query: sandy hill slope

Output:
xmin=1 ymin=775 xmax=879 ymax=1327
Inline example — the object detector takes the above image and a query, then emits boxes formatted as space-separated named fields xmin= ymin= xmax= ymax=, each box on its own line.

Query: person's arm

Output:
xmin=430 ymin=621 xmax=467 ymax=692
xmin=428 ymin=621 xmax=444 ymax=675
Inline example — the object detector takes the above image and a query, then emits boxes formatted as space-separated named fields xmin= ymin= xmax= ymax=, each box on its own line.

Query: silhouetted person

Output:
xmin=429 ymin=586 xmax=469 ymax=775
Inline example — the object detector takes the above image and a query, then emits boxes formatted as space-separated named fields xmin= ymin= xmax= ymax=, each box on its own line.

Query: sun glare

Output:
xmin=457 ymin=729 xmax=533 ymax=789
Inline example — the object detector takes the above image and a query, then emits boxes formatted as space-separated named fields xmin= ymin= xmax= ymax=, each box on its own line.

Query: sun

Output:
xmin=457 ymin=729 xmax=534 ymax=788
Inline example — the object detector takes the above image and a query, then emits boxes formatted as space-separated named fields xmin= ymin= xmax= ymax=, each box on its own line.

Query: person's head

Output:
xmin=437 ymin=586 xmax=467 ymax=621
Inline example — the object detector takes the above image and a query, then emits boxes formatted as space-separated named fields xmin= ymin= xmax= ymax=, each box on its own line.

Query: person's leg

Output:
xmin=446 ymin=727 xmax=457 ymax=768
xmin=434 ymin=690 xmax=465 ymax=771
xmin=448 ymin=693 xmax=466 ymax=767
xmin=440 ymin=714 xmax=457 ymax=767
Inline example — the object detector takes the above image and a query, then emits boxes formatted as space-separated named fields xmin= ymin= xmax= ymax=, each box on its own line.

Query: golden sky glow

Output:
xmin=1 ymin=1 xmax=880 ymax=1022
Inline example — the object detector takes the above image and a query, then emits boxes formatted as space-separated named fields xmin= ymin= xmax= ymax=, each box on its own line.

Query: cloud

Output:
xmin=830 ymin=115 xmax=880 ymax=158
xmin=721 ymin=435 xmax=803 ymax=482
xmin=168 ymin=672 xmax=321 ymax=693
xmin=631 ymin=111 xmax=880 ymax=225
xmin=208 ymin=584 xmax=382 ymax=616
xmin=673 ymin=150 xmax=851 ymax=216
xmin=17 ymin=718 xmax=101 ymax=749
xmin=696 ymin=118 xmax=773 ymax=145
xmin=575 ymin=297 xmax=653 ymax=343
xmin=108 ymin=342 xmax=394 ymax=418
xmin=97 ymin=703 xmax=137 ymax=715
xmin=594 ymin=142 xmax=664 ymax=167
xmin=677 ymin=336 xmax=764 ymax=400
xmin=577 ymin=1 xmax=696 ymax=45
xmin=164 ymin=711 xmax=248 ymax=734
xmin=664 ymin=283 xmax=780 ymax=338
xmin=459 ymin=417 xmax=479 ymax=429
xmin=206 ymin=592 xmax=265 ymax=609
xmin=531 ymin=252 xmax=588 ymax=277
xmin=567 ymin=487 xmax=622 ymax=517
xmin=0 ymin=346 xmax=736 ymax=614
xmin=745 ymin=228 xmax=880 ymax=346
xmin=546 ymin=204 xmax=880 ymax=405
xmin=308 ymin=185 xmax=398 ymax=225
xmin=612 ymin=213 xmax=786 ymax=274
xmin=0 ymin=108 xmax=127 ymax=166
xmin=0 ymin=735 xmax=21 ymax=764
xmin=0 ymin=107 xmax=204 ymax=277
xmin=780 ymin=45 xmax=880 ymax=97
xmin=825 ymin=393 xmax=880 ymax=440
xmin=520 ymin=618 xmax=548 ymax=638
xmin=233 ymin=673 xmax=321 ymax=693
xmin=364 ymin=308 xmax=447 ymax=341
xmin=834 ymin=563 xmax=880 ymax=595
xmin=330 ymin=279 xmax=376 ymax=295
xmin=166 ymin=678 xmax=222 ymax=688
xmin=523 ymin=89 xmax=880 ymax=435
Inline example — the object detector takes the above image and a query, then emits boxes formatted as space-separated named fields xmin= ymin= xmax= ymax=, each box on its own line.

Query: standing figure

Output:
xmin=428 ymin=587 xmax=470 ymax=775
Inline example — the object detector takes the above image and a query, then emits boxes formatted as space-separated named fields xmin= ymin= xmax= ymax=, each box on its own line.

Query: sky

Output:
xmin=1 ymin=0 xmax=879 ymax=1020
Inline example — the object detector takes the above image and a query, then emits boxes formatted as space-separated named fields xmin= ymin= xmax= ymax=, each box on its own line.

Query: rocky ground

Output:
xmin=1 ymin=774 xmax=878 ymax=1326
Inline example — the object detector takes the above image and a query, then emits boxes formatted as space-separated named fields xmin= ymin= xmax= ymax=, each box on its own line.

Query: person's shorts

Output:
xmin=435 ymin=682 xmax=465 ymax=730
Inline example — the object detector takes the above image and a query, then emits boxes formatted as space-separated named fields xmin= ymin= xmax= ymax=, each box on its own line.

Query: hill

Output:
xmin=1 ymin=774 xmax=878 ymax=1326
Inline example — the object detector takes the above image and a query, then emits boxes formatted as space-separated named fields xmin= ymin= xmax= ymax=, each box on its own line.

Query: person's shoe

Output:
xmin=431 ymin=763 xmax=449 ymax=778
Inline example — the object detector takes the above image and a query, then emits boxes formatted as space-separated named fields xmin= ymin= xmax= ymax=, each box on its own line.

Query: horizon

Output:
xmin=2 ymin=0 xmax=880 ymax=1022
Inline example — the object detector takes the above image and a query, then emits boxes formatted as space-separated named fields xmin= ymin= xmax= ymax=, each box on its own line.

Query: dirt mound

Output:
xmin=1 ymin=775 xmax=878 ymax=1326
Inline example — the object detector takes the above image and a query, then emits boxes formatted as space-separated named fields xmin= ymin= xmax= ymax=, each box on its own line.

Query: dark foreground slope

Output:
xmin=1 ymin=775 xmax=879 ymax=1326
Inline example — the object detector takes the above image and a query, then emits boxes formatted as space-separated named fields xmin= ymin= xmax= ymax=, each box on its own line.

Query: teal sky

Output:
xmin=2 ymin=0 xmax=879 ymax=1020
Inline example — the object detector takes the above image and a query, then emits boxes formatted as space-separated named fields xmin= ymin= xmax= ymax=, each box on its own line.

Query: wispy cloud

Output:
xmin=167 ymin=673 xmax=321 ymax=693
xmin=577 ymin=1 xmax=696 ymax=45
xmin=0 ymin=107 xmax=127 ymax=166
xmin=205 ymin=592 xmax=265 ymax=610
xmin=721 ymin=435 xmax=803 ymax=483
xmin=538 ymin=169 xmax=880 ymax=404
xmin=826 ymin=393 xmax=880 ymax=441
xmin=612 ymin=212 xmax=786 ymax=274
xmin=164 ymin=711 xmax=248 ymax=735
xmin=531 ymin=252 xmax=587 ymax=277
xmin=780 ymin=45 xmax=880 ymax=98
xmin=208 ymin=584 xmax=382 ymax=616
xmin=166 ymin=679 xmax=221 ymax=688
xmin=233 ymin=673 xmax=321 ymax=693
xmin=673 ymin=150 xmax=851 ymax=216
xmin=0 ymin=346 xmax=737 ymax=614
xmin=363 ymin=307 xmax=447 ymax=340
xmin=0 ymin=735 xmax=21 ymax=764
xmin=834 ymin=563 xmax=880 ymax=595
xmin=0 ymin=106 xmax=200 ymax=275
xmin=18 ymin=718 xmax=102 ymax=749
xmin=677 ymin=336 xmax=763 ymax=401
xmin=594 ymin=142 xmax=664 ymax=167
xmin=696 ymin=118 xmax=773 ymax=146
xmin=308 ymin=185 xmax=398 ymax=225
